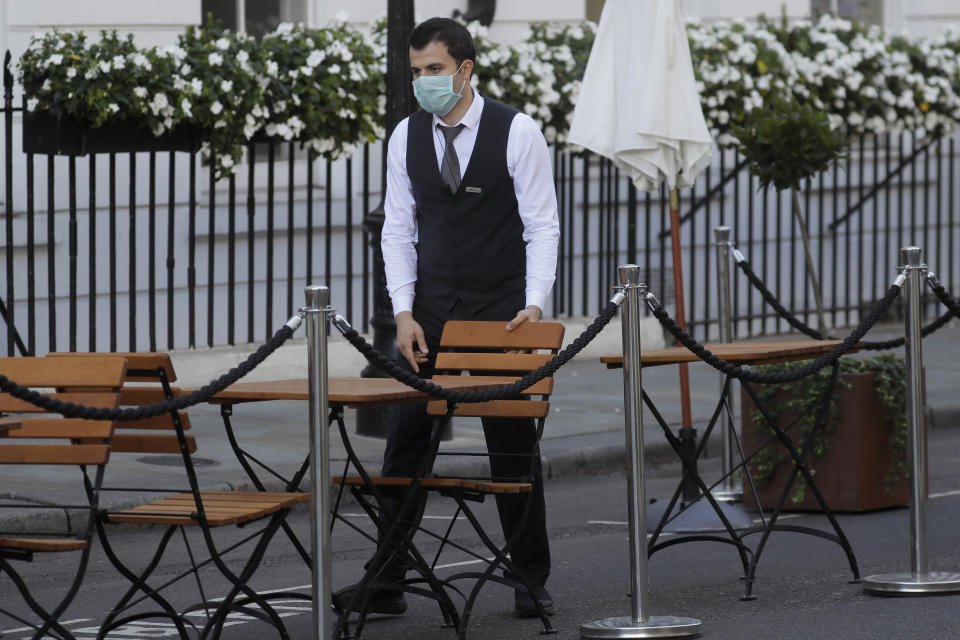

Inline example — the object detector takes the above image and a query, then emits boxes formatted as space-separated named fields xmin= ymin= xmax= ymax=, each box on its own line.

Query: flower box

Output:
xmin=741 ymin=370 xmax=911 ymax=513
xmin=23 ymin=112 xmax=202 ymax=156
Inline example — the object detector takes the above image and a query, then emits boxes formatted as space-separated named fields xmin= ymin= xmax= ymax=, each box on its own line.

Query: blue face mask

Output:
xmin=412 ymin=62 xmax=466 ymax=116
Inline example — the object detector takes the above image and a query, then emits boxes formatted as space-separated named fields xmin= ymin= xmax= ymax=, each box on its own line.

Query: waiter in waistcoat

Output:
xmin=339 ymin=17 xmax=561 ymax=620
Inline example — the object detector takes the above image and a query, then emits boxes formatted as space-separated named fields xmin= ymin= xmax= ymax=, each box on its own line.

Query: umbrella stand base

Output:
xmin=711 ymin=488 xmax=743 ymax=503
xmin=863 ymin=572 xmax=960 ymax=596
xmin=646 ymin=498 xmax=754 ymax=533
xmin=581 ymin=615 xmax=702 ymax=639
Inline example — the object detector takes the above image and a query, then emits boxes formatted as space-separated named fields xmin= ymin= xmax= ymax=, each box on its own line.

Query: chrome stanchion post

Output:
xmin=713 ymin=226 xmax=741 ymax=501
xmin=581 ymin=265 xmax=702 ymax=639
xmin=305 ymin=285 xmax=333 ymax=639
xmin=863 ymin=247 xmax=960 ymax=596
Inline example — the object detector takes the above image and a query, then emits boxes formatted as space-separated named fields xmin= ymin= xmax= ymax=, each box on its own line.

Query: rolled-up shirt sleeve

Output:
xmin=507 ymin=113 xmax=560 ymax=313
xmin=381 ymin=118 xmax=418 ymax=317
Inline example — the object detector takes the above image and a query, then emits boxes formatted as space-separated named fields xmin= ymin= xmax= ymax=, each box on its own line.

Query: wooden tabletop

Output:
xmin=600 ymin=340 xmax=858 ymax=369
xmin=0 ymin=417 xmax=21 ymax=436
xmin=205 ymin=377 xmax=506 ymax=408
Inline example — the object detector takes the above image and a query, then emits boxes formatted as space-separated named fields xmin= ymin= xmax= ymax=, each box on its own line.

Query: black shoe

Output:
xmin=333 ymin=587 xmax=408 ymax=616
xmin=514 ymin=584 xmax=554 ymax=618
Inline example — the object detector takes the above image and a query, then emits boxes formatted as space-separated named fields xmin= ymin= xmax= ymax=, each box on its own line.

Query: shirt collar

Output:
xmin=432 ymin=89 xmax=484 ymax=131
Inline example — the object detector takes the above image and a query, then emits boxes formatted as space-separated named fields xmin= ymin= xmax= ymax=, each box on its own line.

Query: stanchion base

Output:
xmin=863 ymin=572 xmax=960 ymax=596
xmin=646 ymin=498 xmax=754 ymax=532
xmin=581 ymin=615 xmax=702 ymax=639
xmin=711 ymin=488 xmax=743 ymax=503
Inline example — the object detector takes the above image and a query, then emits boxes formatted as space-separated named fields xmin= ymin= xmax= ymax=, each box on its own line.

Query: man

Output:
xmin=343 ymin=17 xmax=560 ymax=619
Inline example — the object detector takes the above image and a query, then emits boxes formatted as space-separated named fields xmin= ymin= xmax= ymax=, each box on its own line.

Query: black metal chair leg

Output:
xmin=96 ymin=524 xmax=191 ymax=640
xmin=0 ymin=557 xmax=84 ymax=640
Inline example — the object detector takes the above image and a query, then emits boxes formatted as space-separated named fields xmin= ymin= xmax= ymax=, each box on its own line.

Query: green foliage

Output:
xmin=749 ymin=354 xmax=908 ymax=504
xmin=259 ymin=21 xmax=384 ymax=160
xmin=175 ymin=21 xmax=266 ymax=174
xmin=19 ymin=18 xmax=385 ymax=178
xmin=731 ymin=93 xmax=848 ymax=191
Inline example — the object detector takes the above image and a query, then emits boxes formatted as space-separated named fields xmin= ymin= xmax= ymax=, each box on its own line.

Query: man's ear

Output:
xmin=461 ymin=59 xmax=474 ymax=82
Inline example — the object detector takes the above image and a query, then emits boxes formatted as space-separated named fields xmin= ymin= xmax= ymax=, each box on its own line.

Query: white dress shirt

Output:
xmin=381 ymin=91 xmax=560 ymax=317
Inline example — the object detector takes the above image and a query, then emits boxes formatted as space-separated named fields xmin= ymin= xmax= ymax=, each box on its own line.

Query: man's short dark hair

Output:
xmin=408 ymin=17 xmax=476 ymax=67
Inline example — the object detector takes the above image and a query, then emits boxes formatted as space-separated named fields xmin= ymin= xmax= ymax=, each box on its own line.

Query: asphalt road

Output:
xmin=4 ymin=428 xmax=960 ymax=640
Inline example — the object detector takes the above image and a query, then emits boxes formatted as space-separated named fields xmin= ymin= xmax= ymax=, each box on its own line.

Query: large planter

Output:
xmin=23 ymin=113 xmax=202 ymax=155
xmin=741 ymin=371 xmax=910 ymax=513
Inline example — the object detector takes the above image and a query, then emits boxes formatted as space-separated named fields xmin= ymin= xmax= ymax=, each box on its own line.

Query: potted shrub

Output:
xmin=740 ymin=354 xmax=910 ymax=512
xmin=731 ymin=92 xmax=848 ymax=336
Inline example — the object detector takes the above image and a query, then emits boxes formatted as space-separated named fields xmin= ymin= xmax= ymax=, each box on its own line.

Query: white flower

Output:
xmin=130 ymin=53 xmax=150 ymax=68
xmin=191 ymin=78 xmax=203 ymax=96
xmin=108 ymin=102 xmax=119 ymax=113
xmin=41 ymin=79 xmax=51 ymax=91
xmin=98 ymin=60 xmax=111 ymax=73
xmin=220 ymin=80 xmax=233 ymax=93
xmin=26 ymin=97 xmax=38 ymax=112
xmin=266 ymin=60 xmax=279 ymax=77
xmin=236 ymin=50 xmax=250 ymax=64
xmin=208 ymin=52 xmax=223 ymax=66
xmin=328 ymin=64 xmax=340 ymax=74
xmin=66 ymin=67 xmax=77 ymax=79
xmin=215 ymin=37 xmax=231 ymax=50
xmin=49 ymin=54 xmax=63 ymax=65
xmin=161 ymin=45 xmax=186 ymax=62
xmin=306 ymin=50 xmax=326 ymax=68
xmin=210 ymin=101 xmax=223 ymax=115
xmin=149 ymin=92 xmax=170 ymax=116
xmin=112 ymin=55 xmax=125 ymax=70
xmin=180 ymin=97 xmax=192 ymax=117
xmin=221 ymin=155 xmax=235 ymax=169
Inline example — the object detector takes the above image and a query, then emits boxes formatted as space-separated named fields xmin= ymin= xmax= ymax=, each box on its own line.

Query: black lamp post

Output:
xmin=356 ymin=0 xmax=416 ymax=437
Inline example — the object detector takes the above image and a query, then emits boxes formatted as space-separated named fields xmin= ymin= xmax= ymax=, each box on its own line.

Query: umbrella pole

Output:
xmin=669 ymin=188 xmax=698 ymax=504
xmin=668 ymin=188 xmax=694 ymax=430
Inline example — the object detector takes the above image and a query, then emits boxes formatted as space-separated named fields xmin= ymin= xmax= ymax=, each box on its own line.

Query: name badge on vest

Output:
xmin=465 ymin=186 xmax=482 ymax=194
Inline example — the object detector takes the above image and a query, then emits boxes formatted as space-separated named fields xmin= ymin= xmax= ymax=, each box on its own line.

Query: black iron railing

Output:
xmin=2 ymin=51 xmax=959 ymax=355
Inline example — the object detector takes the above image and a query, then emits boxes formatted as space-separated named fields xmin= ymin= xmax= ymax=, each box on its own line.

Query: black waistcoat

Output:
xmin=406 ymin=98 xmax=525 ymax=317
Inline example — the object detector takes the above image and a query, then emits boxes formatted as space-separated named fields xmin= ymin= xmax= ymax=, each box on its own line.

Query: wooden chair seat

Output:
xmin=333 ymin=475 xmax=533 ymax=494
xmin=0 ymin=537 xmax=89 ymax=552
xmin=106 ymin=491 xmax=309 ymax=527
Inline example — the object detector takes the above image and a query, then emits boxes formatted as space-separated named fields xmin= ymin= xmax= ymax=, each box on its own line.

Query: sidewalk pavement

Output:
xmin=2 ymin=314 xmax=960 ymax=530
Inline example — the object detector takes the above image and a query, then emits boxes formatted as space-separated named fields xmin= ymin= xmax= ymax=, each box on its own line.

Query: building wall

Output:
xmin=2 ymin=0 xmax=198 ymax=65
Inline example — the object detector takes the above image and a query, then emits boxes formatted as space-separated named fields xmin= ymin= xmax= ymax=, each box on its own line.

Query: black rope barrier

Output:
xmin=649 ymin=284 xmax=902 ymax=384
xmin=929 ymin=276 xmax=960 ymax=320
xmin=0 ymin=321 xmax=298 ymax=420
xmin=335 ymin=300 xmax=621 ymax=404
xmin=734 ymin=256 xmax=951 ymax=350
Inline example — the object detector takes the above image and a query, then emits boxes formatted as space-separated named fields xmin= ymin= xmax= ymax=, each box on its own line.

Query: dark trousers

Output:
xmin=380 ymin=295 xmax=551 ymax=586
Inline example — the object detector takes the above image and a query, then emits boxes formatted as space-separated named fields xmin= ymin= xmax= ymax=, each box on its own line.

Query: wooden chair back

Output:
xmin=426 ymin=321 xmax=565 ymax=418
xmin=47 ymin=353 xmax=196 ymax=455
xmin=0 ymin=356 xmax=125 ymax=468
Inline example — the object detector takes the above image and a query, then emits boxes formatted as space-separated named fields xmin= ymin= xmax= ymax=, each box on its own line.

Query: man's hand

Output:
xmin=505 ymin=305 xmax=542 ymax=331
xmin=396 ymin=311 xmax=429 ymax=373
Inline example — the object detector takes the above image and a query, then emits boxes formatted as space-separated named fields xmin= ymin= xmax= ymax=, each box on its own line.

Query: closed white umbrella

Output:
xmin=569 ymin=0 xmax=712 ymax=434
xmin=569 ymin=0 xmax=711 ymax=191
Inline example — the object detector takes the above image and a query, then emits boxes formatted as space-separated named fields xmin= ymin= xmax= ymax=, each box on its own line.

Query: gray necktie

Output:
xmin=439 ymin=124 xmax=465 ymax=194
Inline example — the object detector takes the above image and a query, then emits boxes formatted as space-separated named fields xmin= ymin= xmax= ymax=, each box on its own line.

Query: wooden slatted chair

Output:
xmin=50 ymin=352 xmax=309 ymax=640
xmin=334 ymin=320 xmax=564 ymax=639
xmin=0 ymin=355 xmax=126 ymax=640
